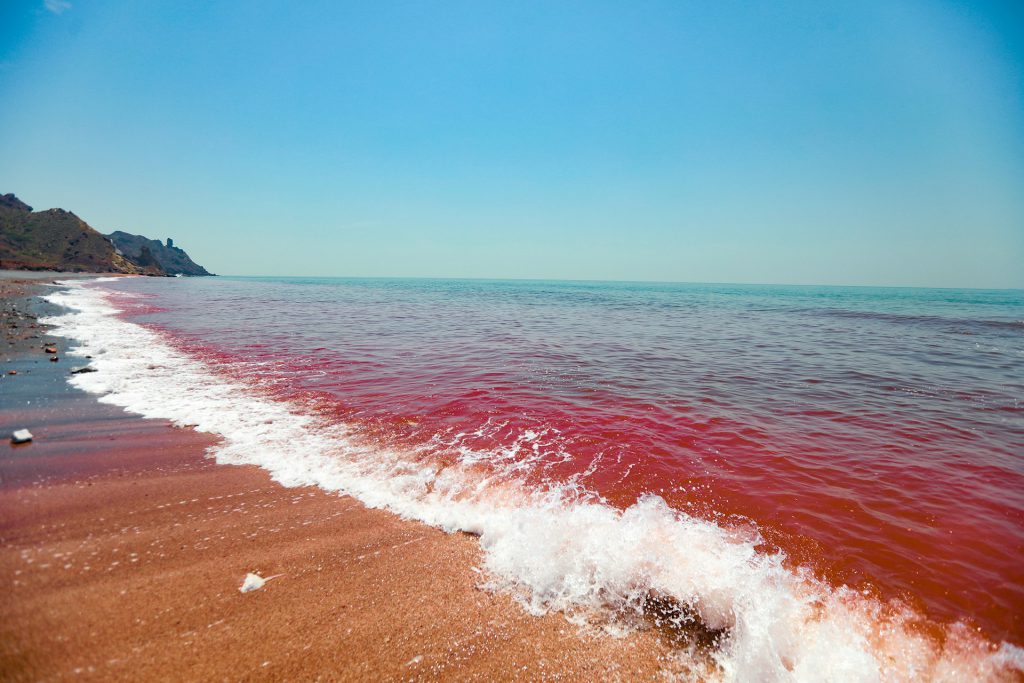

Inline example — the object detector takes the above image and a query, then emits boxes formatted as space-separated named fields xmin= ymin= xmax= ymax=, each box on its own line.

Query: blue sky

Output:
xmin=1 ymin=1 xmax=1022 ymax=287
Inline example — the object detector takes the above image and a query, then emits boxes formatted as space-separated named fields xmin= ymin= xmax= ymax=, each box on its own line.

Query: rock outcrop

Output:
xmin=107 ymin=231 xmax=212 ymax=276
xmin=0 ymin=193 xmax=33 ymax=212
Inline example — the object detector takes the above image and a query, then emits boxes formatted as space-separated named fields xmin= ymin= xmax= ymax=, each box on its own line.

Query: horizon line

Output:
xmin=212 ymin=274 xmax=1024 ymax=293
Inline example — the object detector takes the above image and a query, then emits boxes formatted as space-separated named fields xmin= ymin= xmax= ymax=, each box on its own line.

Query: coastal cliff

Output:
xmin=0 ymin=193 xmax=212 ymax=276
xmin=107 ymin=231 xmax=212 ymax=276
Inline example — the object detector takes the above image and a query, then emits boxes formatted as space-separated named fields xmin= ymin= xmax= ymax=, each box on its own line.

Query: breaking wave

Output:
xmin=42 ymin=280 xmax=1023 ymax=681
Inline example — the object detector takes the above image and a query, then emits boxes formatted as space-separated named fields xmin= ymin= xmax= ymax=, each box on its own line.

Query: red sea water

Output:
xmin=99 ymin=277 xmax=1024 ymax=643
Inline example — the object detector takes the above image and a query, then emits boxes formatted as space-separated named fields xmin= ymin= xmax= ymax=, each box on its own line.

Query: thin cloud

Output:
xmin=44 ymin=0 xmax=72 ymax=15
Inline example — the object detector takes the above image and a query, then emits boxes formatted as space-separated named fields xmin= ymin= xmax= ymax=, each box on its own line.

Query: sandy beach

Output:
xmin=0 ymin=277 xmax=688 ymax=681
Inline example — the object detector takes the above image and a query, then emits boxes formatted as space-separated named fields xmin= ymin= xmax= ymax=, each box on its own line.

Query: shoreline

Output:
xmin=5 ymin=275 xmax=1022 ymax=681
xmin=0 ymin=277 xmax=686 ymax=680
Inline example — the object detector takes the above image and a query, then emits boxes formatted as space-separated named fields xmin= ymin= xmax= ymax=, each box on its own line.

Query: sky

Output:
xmin=1 ymin=1 xmax=1022 ymax=287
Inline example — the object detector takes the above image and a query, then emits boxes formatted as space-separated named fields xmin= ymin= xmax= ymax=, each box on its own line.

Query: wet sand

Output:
xmin=0 ymin=278 xmax=689 ymax=681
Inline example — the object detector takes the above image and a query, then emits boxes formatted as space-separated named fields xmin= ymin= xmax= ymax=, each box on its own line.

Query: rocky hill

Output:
xmin=107 ymin=232 xmax=212 ymax=276
xmin=0 ymin=193 xmax=212 ymax=276
xmin=0 ymin=193 xmax=33 ymax=212
xmin=0 ymin=196 xmax=161 ymax=274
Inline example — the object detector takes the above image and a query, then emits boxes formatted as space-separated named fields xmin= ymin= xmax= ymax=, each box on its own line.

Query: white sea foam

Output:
xmin=42 ymin=281 xmax=1024 ymax=682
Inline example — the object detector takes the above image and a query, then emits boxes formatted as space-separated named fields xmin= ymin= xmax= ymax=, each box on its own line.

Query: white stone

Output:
xmin=239 ymin=572 xmax=266 ymax=592
xmin=239 ymin=571 xmax=283 ymax=593
xmin=11 ymin=429 xmax=33 ymax=444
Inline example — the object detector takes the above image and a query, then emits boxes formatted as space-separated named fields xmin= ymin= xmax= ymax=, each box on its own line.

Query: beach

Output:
xmin=3 ymin=274 xmax=1022 ymax=682
xmin=0 ymin=277 xmax=686 ymax=681
xmin=6 ymin=1 xmax=1022 ymax=678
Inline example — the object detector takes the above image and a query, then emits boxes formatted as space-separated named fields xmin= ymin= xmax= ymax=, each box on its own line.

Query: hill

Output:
xmin=0 ymin=196 xmax=161 ymax=274
xmin=107 ymin=232 xmax=212 ymax=276
xmin=0 ymin=193 xmax=33 ymax=212
xmin=0 ymin=193 xmax=213 ymax=276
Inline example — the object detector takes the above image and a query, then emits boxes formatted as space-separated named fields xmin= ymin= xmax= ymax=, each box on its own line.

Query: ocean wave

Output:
xmin=42 ymin=280 xmax=1024 ymax=682
xmin=789 ymin=306 xmax=1024 ymax=333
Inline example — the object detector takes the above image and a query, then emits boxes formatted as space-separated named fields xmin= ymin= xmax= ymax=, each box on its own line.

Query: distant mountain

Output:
xmin=0 ymin=193 xmax=213 ymax=276
xmin=0 ymin=195 xmax=162 ymax=274
xmin=107 ymin=231 xmax=213 ymax=276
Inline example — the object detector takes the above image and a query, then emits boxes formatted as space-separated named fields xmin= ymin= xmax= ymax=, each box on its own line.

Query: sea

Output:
xmin=43 ymin=276 xmax=1024 ymax=680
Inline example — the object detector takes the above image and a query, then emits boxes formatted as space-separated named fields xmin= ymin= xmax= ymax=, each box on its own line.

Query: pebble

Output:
xmin=240 ymin=572 xmax=267 ymax=593
xmin=239 ymin=572 xmax=283 ymax=593
xmin=11 ymin=429 xmax=33 ymax=444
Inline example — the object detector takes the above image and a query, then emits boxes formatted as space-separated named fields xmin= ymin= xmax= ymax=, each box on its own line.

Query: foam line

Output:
xmin=42 ymin=280 xmax=1023 ymax=681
